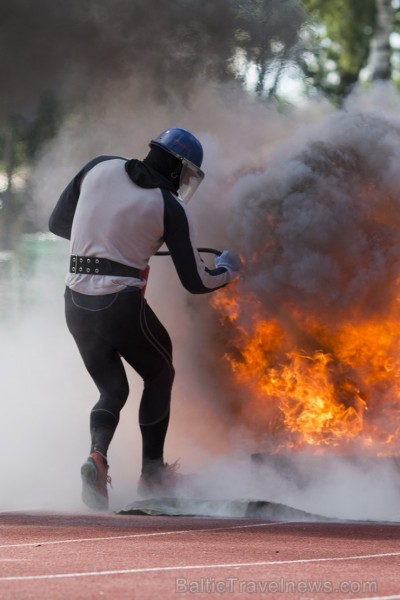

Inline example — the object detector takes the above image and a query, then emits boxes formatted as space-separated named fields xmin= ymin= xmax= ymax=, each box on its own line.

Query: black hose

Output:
xmin=155 ymin=247 xmax=221 ymax=257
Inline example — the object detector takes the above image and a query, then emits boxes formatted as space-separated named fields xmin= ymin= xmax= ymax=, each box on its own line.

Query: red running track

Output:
xmin=0 ymin=511 xmax=400 ymax=599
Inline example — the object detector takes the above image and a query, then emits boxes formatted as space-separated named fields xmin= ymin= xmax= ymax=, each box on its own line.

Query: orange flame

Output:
xmin=212 ymin=285 xmax=400 ymax=456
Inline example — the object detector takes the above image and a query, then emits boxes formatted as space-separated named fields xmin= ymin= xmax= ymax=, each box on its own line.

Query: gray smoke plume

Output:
xmin=231 ymin=110 xmax=400 ymax=320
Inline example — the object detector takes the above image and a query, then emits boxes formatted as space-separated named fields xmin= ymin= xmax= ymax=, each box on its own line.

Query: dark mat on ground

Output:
xmin=116 ymin=497 xmax=333 ymax=521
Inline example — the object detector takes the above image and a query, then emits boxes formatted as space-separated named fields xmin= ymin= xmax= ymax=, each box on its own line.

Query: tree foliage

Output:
xmin=300 ymin=0 xmax=379 ymax=103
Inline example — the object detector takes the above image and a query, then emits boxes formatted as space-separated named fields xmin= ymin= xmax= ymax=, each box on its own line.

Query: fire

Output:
xmin=212 ymin=286 xmax=400 ymax=456
xmin=210 ymin=111 xmax=400 ymax=457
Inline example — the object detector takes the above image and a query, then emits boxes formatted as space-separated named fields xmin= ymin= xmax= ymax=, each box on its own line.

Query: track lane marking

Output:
xmin=344 ymin=596 xmax=400 ymax=600
xmin=0 ymin=521 xmax=286 ymax=549
xmin=1 ymin=551 xmax=400 ymax=581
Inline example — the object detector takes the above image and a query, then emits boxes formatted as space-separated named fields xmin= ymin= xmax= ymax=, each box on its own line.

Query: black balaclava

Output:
xmin=125 ymin=146 xmax=182 ymax=192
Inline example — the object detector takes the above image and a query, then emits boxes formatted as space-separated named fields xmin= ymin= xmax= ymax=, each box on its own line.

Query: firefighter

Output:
xmin=49 ymin=127 xmax=240 ymax=510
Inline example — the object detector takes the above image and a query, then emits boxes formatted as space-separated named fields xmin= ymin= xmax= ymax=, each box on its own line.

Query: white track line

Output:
xmin=344 ymin=596 xmax=400 ymax=600
xmin=1 ymin=551 xmax=400 ymax=582
xmin=0 ymin=521 xmax=286 ymax=549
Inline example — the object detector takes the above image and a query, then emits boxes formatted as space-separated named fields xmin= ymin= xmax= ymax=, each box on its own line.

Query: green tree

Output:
xmin=298 ymin=0 xmax=400 ymax=104
xmin=300 ymin=0 xmax=377 ymax=103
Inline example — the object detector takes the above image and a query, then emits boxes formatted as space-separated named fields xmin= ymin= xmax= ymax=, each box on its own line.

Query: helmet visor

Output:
xmin=178 ymin=158 xmax=205 ymax=203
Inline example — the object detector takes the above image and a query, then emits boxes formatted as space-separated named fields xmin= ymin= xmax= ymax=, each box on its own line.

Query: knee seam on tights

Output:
xmin=91 ymin=408 xmax=119 ymax=422
xmin=139 ymin=406 xmax=170 ymax=427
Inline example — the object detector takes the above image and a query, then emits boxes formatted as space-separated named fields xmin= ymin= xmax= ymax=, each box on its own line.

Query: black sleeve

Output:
xmin=162 ymin=189 xmax=228 ymax=294
xmin=48 ymin=155 xmax=121 ymax=240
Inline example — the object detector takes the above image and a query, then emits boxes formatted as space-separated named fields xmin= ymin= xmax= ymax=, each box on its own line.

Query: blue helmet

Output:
xmin=150 ymin=127 xmax=203 ymax=168
xmin=150 ymin=127 xmax=205 ymax=202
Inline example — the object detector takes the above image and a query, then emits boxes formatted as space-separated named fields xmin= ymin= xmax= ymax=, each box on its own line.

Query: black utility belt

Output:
xmin=70 ymin=255 xmax=141 ymax=278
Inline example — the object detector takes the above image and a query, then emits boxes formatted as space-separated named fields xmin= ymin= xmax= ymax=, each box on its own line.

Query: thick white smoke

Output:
xmin=2 ymin=80 xmax=400 ymax=521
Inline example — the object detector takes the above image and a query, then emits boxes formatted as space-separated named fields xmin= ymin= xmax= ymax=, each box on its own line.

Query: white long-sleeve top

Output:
xmin=49 ymin=155 xmax=232 ymax=295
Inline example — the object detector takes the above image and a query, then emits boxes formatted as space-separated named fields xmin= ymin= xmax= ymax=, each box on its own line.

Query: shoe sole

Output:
xmin=81 ymin=460 xmax=109 ymax=511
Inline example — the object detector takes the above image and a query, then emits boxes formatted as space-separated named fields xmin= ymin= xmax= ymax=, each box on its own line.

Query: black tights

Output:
xmin=65 ymin=287 xmax=175 ymax=472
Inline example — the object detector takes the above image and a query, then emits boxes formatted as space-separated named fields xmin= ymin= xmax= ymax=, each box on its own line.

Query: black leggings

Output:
xmin=65 ymin=286 xmax=175 ymax=468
